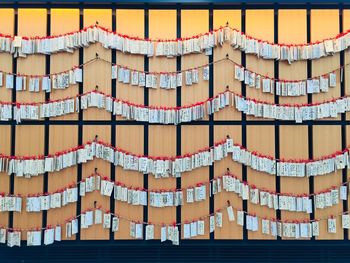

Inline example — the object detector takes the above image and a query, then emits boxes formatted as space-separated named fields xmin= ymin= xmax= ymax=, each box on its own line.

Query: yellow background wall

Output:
xmin=0 ymin=8 xmax=348 ymax=240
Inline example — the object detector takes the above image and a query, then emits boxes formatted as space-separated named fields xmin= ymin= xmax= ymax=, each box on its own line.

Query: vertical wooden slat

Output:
xmin=115 ymin=126 xmax=144 ymax=239
xmin=13 ymin=126 xmax=44 ymax=238
xmin=181 ymin=10 xmax=209 ymax=105
xmin=214 ymin=126 xmax=243 ymax=239
xmin=213 ymin=10 xmax=241 ymax=121
xmin=246 ymin=125 xmax=275 ymax=239
xmin=148 ymin=10 xmax=177 ymax=239
xmin=213 ymin=10 xmax=242 ymax=239
xmin=13 ymin=9 xmax=46 ymax=239
xmin=50 ymin=9 xmax=79 ymax=120
xmin=16 ymin=9 xmax=46 ymax=104
xmin=115 ymin=10 xmax=144 ymax=107
xmin=181 ymin=10 xmax=209 ymax=239
xmin=80 ymin=9 xmax=112 ymax=240
xmin=278 ymin=10 xmax=309 ymax=239
xmin=81 ymin=126 xmax=110 ymax=240
xmin=46 ymin=8 xmax=80 ymax=240
xmin=245 ymin=10 xmax=274 ymax=117
xmin=47 ymin=125 xmax=78 ymax=240
xmin=114 ymin=9 xmax=144 ymax=240
xmin=181 ymin=125 xmax=209 ymax=239
xmin=279 ymin=126 xmax=309 ymax=239
xmin=245 ymin=10 xmax=275 ymax=240
xmin=311 ymin=10 xmax=343 ymax=240
xmin=83 ymin=9 xmax=112 ymax=121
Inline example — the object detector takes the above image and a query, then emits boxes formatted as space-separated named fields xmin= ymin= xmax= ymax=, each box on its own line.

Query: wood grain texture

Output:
xmin=311 ymin=10 xmax=340 ymax=120
xmin=148 ymin=125 xmax=176 ymax=238
xmin=311 ymin=10 xmax=342 ymax=240
xmin=114 ymin=9 xmax=145 ymax=240
xmin=149 ymin=10 xmax=176 ymax=107
xmin=313 ymin=125 xmax=342 ymax=240
xmin=181 ymin=125 xmax=209 ymax=239
xmin=181 ymin=10 xmax=209 ymax=106
xmin=147 ymin=10 xmax=177 ymax=238
xmin=116 ymin=10 xmax=144 ymax=112
xmin=47 ymin=125 xmax=78 ymax=240
xmin=213 ymin=10 xmax=242 ymax=121
xmin=279 ymin=126 xmax=309 ymax=240
xmin=247 ymin=125 xmax=275 ymax=239
xmin=13 ymin=126 xmax=44 ymax=239
xmin=278 ymin=10 xmax=309 ymax=240
xmin=214 ymin=126 xmax=243 ymax=239
xmin=16 ymin=9 xmax=46 ymax=104
xmin=115 ymin=125 xmax=144 ymax=239
xmin=13 ymin=9 xmax=46 ymax=239
xmin=180 ymin=10 xmax=209 ymax=240
xmin=83 ymin=9 xmax=112 ymax=121
xmin=278 ymin=10 xmax=307 ymax=105
xmin=47 ymin=8 xmax=79 ymax=240
xmin=245 ymin=10 xmax=274 ymax=122
xmin=81 ymin=125 xmax=111 ymax=240
xmin=50 ymin=9 xmax=79 ymax=120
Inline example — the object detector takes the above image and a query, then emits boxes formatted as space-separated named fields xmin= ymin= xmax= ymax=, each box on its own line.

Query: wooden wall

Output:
xmin=0 ymin=7 xmax=348 ymax=241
